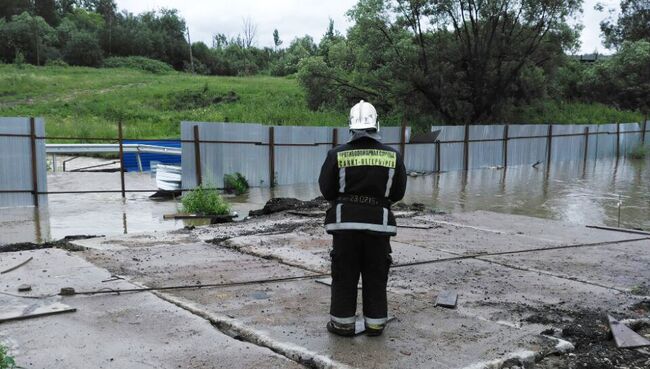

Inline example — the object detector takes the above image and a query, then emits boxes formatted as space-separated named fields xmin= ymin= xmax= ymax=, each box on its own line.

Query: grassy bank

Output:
xmin=0 ymin=64 xmax=346 ymax=139
xmin=0 ymin=64 xmax=644 ymax=140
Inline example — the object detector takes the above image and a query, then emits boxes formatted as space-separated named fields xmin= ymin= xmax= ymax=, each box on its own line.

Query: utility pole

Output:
xmin=186 ymin=27 xmax=195 ymax=74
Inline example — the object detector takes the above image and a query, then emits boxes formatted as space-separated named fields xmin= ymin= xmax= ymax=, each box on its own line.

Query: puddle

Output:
xmin=0 ymin=157 xmax=648 ymax=245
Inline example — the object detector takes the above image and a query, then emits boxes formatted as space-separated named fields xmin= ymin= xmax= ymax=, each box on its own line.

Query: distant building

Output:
xmin=570 ymin=53 xmax=612 ymax=63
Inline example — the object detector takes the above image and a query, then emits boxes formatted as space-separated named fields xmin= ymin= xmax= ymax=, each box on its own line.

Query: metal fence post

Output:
xmin=641 ymin=115 xmax=647 ymax=144
xmin=29 ymin=117 xmax=39 ymax=207
xmin=546 ymin=124 xmax=553 ymax=167
xmin=118 ymin=120 xmax=126 ymax=198
xmin=616 ymin=122 xmax=620 ymax=158
xmin=435 ymin=141 xmax=441 ymax=173
xmin=193 ymin=125 xmax=202 ymax=187
xmin=332 ymin=128 xmax=338 ymax=148
xmin=463 ymin=123 xmax=470 ymax=171
xmin=502 ymin=124 xmax=509 ymax=168
xmin=583 ymin=126 xmax=590 ymax=167
xmin=400 ymin=120 xmax=407 ymax=159
xmin=269 ymin=126 xmax=275 ymax=188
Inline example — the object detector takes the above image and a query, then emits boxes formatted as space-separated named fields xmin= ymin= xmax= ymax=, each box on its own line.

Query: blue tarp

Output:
xmin=123 ymin=140 xmax=181 ymax=172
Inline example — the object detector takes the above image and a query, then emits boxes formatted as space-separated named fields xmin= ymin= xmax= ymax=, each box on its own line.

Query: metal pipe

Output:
xmin=269 ymin=126 xmax=275 ymax=188
xmin=118 ymin=121 xmax=125 ymax=198
xmin=193 ymin=125 xmax=202 ymax=186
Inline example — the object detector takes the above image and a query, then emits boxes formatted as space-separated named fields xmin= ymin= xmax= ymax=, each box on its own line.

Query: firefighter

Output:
xmin=318 ymin=100 xmax=407 ymax=337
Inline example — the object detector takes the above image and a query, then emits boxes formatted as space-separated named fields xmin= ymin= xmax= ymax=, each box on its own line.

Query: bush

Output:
xmin=629 ymin=145 xmax=649 ymax=160
xmin=0 ymin=344 xmax=16 ymax=369
xmin=63 ymin=32 xmax=103 ymax=67
xmin=45 ymin=59 xmax=69 ymax=67
xmin=224 ymin=172 xmax=249 ymax=195
xmin=103 ymin=56 xmax=174 ymax=74
xmin=181 ymin=185 xmax=231 ymax=215
xmin=167 ymin=84 xmax=239 ymax=110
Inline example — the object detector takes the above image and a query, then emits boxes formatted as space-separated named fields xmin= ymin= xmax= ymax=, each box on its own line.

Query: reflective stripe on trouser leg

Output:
xmin=336 ymin=203 xmax=342 ymax=223
xmin=330 ymin=315 xmax=356 ymax=324
xmin=364 ymin=317 xmax=387 ymax=325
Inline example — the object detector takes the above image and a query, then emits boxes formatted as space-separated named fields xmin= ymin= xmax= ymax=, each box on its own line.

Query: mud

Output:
xmin=0 ymin=235 xmax=100 ymax=253
xmin=248 ymin=197 xmax=329 ymax=216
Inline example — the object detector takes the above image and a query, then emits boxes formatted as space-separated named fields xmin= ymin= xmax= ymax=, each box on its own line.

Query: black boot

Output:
xmin=364 ymin=322 xmax=385 ymax=336
xmin=326 ymin=320 xmax=355 ymax=337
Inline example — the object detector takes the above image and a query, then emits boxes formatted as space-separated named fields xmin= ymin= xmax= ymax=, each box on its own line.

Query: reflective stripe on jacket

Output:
xmin=318 ymin=134 xmax=407 ymax=236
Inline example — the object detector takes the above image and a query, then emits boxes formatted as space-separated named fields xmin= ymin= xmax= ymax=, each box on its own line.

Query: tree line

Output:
xmin=1 ymin=0 xmax=648 ymax=125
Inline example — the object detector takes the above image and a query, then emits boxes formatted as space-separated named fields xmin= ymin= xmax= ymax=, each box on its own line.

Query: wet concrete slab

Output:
xmin=7 ymin=209 xmax=648 ymax=369
xmin=420 ymin=211 xmax=643 ymax=244
xmin=0 ymin=249 xmax=304 ymax=369
xmin=484 ymin=240 xmax=650 ymax=294
xmin=167 ymin=280 xmax=557 ymax=369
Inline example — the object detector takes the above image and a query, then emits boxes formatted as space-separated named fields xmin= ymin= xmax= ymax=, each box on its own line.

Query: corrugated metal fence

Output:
xmin=181 ymin=121 xmax=648 ymax=188
xmin=0 ymin=117 xmax=48 ymax=207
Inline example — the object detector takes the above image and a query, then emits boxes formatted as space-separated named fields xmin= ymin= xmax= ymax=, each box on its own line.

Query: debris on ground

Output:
xmin=524 ymin=308 xmax=650 ymax=368
xmin=0 ymin=303 xmax=76 ymax=323
xmin=1 ymin=257 xmax=33 ymax=274
xmin=0 ymin=235 xmax=101 ymax=253
xmin=608 ymin=314 xmax=650 ymax=349
xmin=435 ymin=290 xmax=458 ymax=309
xmin=248 ymin=197 xmax=328 ymax=216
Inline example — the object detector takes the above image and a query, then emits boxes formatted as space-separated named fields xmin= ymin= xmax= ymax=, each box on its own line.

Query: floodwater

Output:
xmin=0 ymin=157 xmax=648 ymax=245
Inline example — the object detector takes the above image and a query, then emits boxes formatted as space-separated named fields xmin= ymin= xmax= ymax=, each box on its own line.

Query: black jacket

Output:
xmin=318 ymin=134 xmax=407 ymax=236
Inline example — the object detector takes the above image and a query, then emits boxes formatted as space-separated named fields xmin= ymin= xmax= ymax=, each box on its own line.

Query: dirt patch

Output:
xmin=526 ymin=308 xmax=649 ymax=368
xmin=0 ymin=235 xmax=101 ymax=253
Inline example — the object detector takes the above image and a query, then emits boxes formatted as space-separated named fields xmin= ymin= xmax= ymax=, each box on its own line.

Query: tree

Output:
xmin=600 ymin=0 xmax=650 ymax=49
xmin=0 ymin=11 xmax=57 ymax=65
xmin=0 ymin=0 xmax=32 ymax=21
xmin=300 ymin=0 xmax=582 ymax=124
xmin=62 ymin=30 xmax=103 ymax=66
xmin=273 ymin=28 xmax=282 ymax=49
xmin=584 ymin=40 xmax=650 ymax=115
xmin=242 ymin=16 xmax=257 ymax=48
xmin=35 ymin=0 xmax=59 ymax=26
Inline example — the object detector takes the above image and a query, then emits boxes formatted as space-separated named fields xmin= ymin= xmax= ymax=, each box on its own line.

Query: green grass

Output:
xmin=505 ymin=100 xmax=644 ymax=125
xmin=0 ymin=344 xmax=16 ymax=369
xmin=629 ymin=145 xmax=649 ymax=160
xmin=224 ymin=172 xmax=249 ymax=195
xmin=0 ymin=64 xmax=645 ymax=140
xmin=0 ymin=64 xmax=346 ymax=140
xmin=181 ymin=185 xmax=231 ymax=215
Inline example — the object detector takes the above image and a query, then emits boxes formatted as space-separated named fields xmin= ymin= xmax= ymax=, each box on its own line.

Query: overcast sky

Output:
xmin=115 ymin=0 xmax=621 ymax=54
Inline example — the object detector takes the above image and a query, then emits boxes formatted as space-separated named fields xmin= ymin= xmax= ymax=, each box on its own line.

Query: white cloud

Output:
xmin=115 ymin=0 xmax=621 ymax=54
xmin=115 ymin=0 xmax=357 ymax=48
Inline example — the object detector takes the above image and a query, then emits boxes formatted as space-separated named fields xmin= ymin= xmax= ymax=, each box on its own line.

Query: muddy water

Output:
xmin=0 ymin=157 xmax=648 ymax=245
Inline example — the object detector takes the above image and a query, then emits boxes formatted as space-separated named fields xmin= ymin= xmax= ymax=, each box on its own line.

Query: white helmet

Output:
xmin=349 ymin=100 xmax=379 ymax=131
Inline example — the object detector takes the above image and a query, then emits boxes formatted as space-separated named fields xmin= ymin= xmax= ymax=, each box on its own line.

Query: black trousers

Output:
xmin=330 ymin=232 xmax=392 ymax=321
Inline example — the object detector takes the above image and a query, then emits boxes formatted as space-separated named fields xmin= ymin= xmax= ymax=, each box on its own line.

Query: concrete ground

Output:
xmin=1 ymin=210 xmax=649 ymax=368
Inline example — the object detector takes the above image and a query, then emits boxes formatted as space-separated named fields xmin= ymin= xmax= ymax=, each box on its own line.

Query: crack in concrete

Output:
xmin=150 ymin=290 xmax=354 ymax=369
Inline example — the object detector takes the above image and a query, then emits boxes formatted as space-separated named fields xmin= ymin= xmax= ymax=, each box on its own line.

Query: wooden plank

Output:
xmin=435 ymin=290 xmax=458 ymax=309
xmin=608 ymin=314 xmax=650 ymax=349
xmin=0 ymin=303 xmax=76 ymax=324
xmin=193 ymin=125 xmax=202 ymax=186
xmin=354 ymin=316 xmax=396 ymax=336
